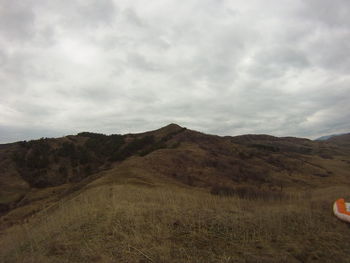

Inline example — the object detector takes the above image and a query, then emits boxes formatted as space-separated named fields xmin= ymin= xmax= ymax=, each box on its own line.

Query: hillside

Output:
xmin=1 ymin=124 xmax=350 ymax=262
xmin=326 ymin=133 xmax=350 ymax=147
xmin=315 ymin=133 xmax=348 ymax=141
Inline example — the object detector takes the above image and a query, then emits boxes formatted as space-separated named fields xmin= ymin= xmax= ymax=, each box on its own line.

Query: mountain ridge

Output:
xmin=315 ymin=132 xmax=349 ymax=141
xmin=1 ymin=124 xmax=350 ymax=262
xmin=1 ymin=123 xmax=349 ymax=215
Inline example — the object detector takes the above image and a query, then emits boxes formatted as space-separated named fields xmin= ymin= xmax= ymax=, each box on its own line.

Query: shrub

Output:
xmin=12 ymin=151 xmax=26 ymax=167
xmin=76 ymin=146 xmax=92 ymax=164
xmin=85 ymin=134 xmax=124 ymax=158
xmin=210 ymin=186 xmax=235 ymax=196
xmin=58 ymin=166 xmax=68 ymax=176
xmin=211 ymin=185 xmax=286 ymax=201
xmin=26 ymin=151 xmax=49 ymax=169
xmin=18 ymin=141 xmax=28 ymax=148
xmin=251 ymin=144 xmax=280 ymax=152
xmin=77 ymin=132 xmax=107 ymax=139
xmin=57 ymin=142 xmax=76 ymax=158
xmin=112 ymin=135 xmax=155 ymax=161
xmin=139 ymin=142 xmax=167 ymax=157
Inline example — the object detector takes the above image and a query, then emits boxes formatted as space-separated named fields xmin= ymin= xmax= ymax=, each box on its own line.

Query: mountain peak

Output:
xmin=162 ymin=123 xmax=182 ymax=129
xmin=154 ymin=123 xmax=184 ymax=134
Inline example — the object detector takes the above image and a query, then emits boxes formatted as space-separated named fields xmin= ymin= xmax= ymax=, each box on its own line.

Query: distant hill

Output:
xmin=326 ymin=133 xmax=350 ymax=148
xmin=315 ymin=133 xmax=348 ymax=141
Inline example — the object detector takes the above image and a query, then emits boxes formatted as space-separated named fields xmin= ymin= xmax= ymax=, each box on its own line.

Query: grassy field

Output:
xmin=1 ymin=182 xmax=350 ymax=263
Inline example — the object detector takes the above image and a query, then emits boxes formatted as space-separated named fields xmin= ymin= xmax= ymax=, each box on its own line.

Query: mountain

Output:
xmin=326 ymin=133 xmax=350 ymax=145
xmin=1 ymin=124 xmax=350 ymax=262
xmin=315 ymin=133 xmax=348 ymax=141
xmin=316 ymin=135 xmax=337 ymax=141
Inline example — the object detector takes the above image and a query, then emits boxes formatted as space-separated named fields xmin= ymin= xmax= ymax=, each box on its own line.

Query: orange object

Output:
xmin=333 ymin=199 xmax=350 ymax=223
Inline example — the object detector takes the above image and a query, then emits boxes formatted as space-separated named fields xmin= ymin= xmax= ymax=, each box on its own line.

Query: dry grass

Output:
xmin=1 ymin=183 xmax=350 ymax=263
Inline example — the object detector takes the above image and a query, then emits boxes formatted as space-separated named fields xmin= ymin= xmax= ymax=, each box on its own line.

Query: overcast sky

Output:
xmin=1 ymin=0 xmax=350 ymax=143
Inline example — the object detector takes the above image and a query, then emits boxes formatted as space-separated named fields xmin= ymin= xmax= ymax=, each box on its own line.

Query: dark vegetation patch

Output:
xmin=82 ymin=133 xmax=125 ymax=160
xmin=248 ymin=143 xmax=313 ymax=155
xmin=250 ymin=144 xmax=280 ymax=152
xmin=112 ymin=135 xmax=155 ymax=161
xmin=12 ymin=135 xmax=126 ymax=188
xmin=319 ymin=153 xmax=333 ymax=159
xmin=210 ymin=185 xmax=286 ymax=201
xmin=312 ymin=173 xmax=329 ymax=178
xmin=0 ymin=203 xmax=10 ymax=214
xmin=11 ymin=129 xmax=187 ymax=188
xmin=231 ymin=135 xmax=314 ymax=155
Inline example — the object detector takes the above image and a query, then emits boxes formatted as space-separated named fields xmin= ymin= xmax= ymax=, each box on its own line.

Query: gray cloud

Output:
xmin=299 ymin=0 xmax=350 ymax=28
xmin=0 ymin=0 xmax=349 ymax=143
xmin=0 ymin=1 xmax=36 ymax=41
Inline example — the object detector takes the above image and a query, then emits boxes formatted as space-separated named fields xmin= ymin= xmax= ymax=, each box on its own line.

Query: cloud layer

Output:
xmin=1 ymin=0 xmax=349 ymax=143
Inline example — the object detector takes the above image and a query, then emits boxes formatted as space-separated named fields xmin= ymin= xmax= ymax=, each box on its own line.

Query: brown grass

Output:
xmin=1 ymin=183 xmax=350 ymax=263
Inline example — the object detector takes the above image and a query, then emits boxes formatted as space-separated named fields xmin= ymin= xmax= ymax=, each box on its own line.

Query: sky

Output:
xmin=1 ymin=0 xmax=350 ymax=143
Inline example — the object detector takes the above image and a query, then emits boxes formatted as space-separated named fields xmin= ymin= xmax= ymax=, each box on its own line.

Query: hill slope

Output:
xmin=1 ymin=125 xmax=350 ymax=262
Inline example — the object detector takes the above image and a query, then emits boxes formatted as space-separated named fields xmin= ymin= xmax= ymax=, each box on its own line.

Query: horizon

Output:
xmin=0 ymin=122 xmax=348 ymax=144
